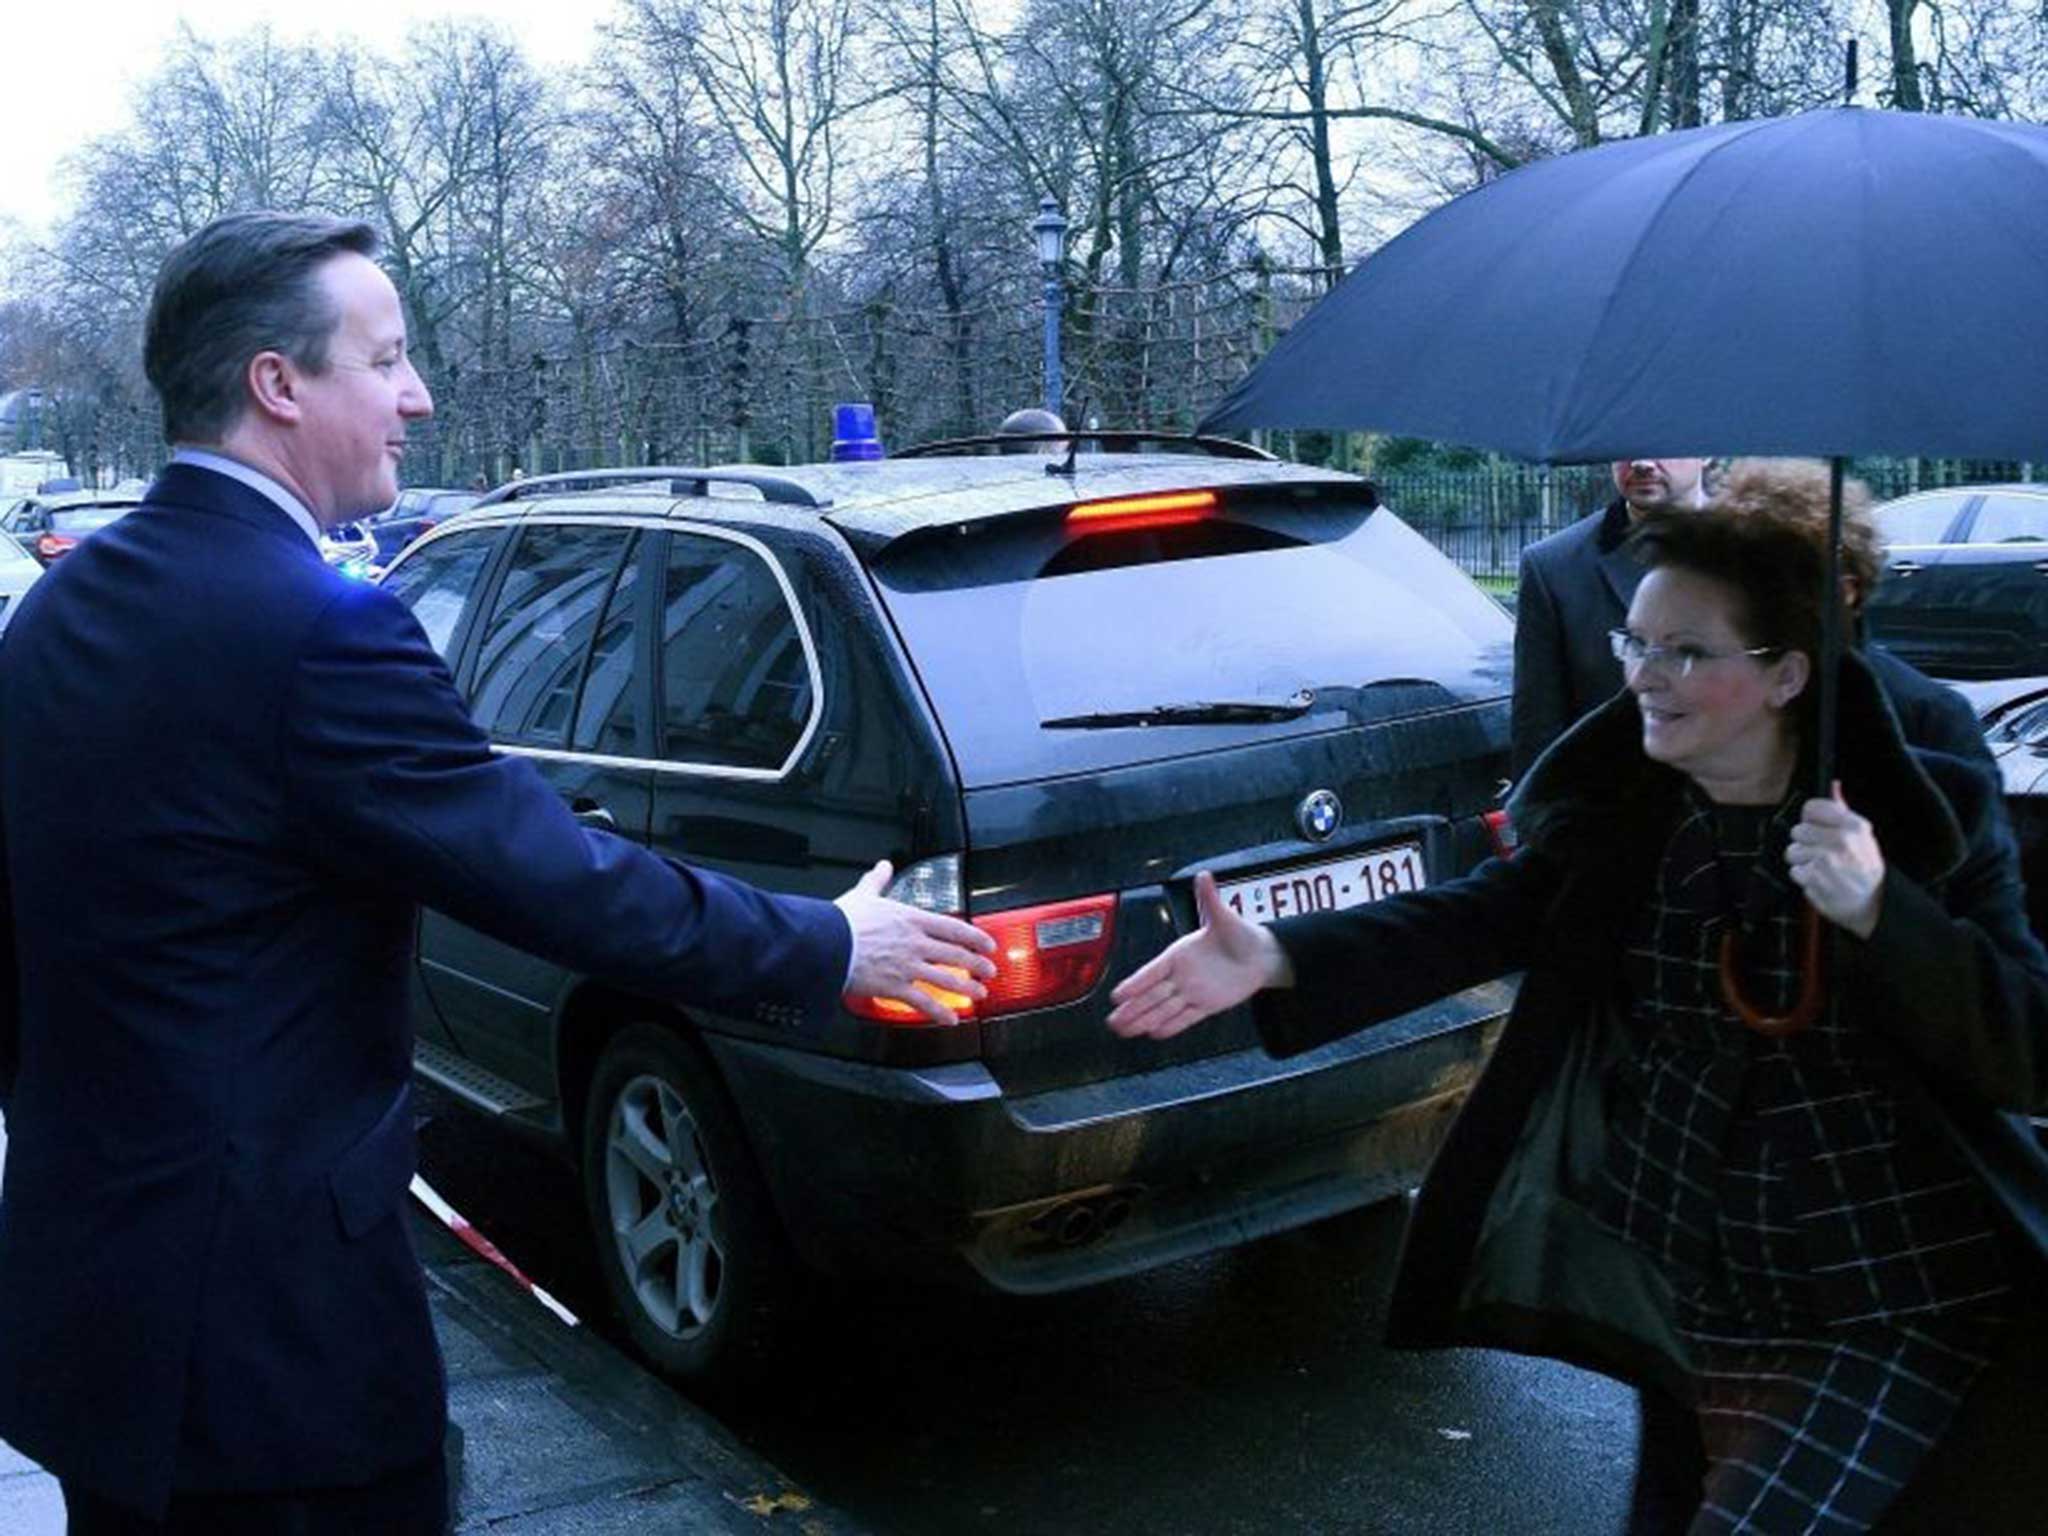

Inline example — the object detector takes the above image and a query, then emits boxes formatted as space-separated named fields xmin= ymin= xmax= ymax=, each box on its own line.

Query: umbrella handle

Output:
xmin=1718 ymin=904 xmax=1825 ymax=1037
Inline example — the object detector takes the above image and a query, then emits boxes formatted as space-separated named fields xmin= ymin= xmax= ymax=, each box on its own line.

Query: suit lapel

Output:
xmin=1594 ymin=537 xmax=1643 ymax=619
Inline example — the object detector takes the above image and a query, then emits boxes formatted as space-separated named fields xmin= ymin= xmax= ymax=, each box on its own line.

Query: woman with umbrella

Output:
xmin=1108 ymin=469 xmax=2046 ymax=1531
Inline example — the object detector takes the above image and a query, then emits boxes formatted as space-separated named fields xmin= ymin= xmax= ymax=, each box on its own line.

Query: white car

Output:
xmin=0 ymin=529 xmax=45 ymax=634
xmin=316 ymin=521 xmax=379 ymax=578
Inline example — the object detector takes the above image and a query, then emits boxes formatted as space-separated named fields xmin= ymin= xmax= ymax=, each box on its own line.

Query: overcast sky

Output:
xmin=3 ymin=2 xmax=602 ymax=238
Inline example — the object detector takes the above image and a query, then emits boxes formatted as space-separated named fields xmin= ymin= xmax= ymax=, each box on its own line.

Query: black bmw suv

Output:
xmin=382 ymin=436 xmax=1518 ymax=1385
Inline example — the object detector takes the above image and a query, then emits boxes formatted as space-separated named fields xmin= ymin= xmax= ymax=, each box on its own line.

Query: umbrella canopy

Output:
xmin=1199 ymin=107 xmax=2048 ymax=463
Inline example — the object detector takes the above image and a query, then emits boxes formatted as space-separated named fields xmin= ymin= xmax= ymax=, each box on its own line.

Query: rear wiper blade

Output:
xmin=1042 ymin=689 xmax=1316 ymax=730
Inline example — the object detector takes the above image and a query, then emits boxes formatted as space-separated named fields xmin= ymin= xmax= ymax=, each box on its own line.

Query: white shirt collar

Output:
xmin=169 ymin=448 xmax=324 ymax=549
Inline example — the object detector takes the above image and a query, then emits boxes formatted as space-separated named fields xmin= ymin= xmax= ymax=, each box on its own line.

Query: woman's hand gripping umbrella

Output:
xmin=1106 ymin=871 xmax=1297 ymax=1040
xmin=1786 ymin=782 xmax=1886 ymax=941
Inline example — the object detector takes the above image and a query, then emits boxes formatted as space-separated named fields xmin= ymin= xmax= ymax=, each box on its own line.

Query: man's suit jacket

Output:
xmin=1511 ymin=501 xmax=1636 ymax=777
xmin=0 ymin=464 xmax=851 ymax=1516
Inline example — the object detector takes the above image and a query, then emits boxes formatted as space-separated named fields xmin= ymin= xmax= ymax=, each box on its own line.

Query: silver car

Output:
xmin=0 ymin=529 xmax=45 ymax=634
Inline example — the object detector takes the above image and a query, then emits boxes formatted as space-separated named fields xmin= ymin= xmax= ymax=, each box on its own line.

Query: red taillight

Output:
xmin=1483 ymin=808 xmax=1520 ymax=859
xmin=975 ymin=894 xmax=1117 ymax=1015
xmin=1066 ymin=489 xmax=1216 ymax=532
xmin=845 ymin=974 xmax=980 ymax=1026
xmin=847 ymin=893 xmax=1119 ymax=1026
xmin=34 ymin=533 xmax=75 ymax=562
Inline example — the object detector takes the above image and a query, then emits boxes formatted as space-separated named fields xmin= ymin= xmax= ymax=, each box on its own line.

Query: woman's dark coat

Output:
xmin=1254 ymin=651 xmax=2048 ymax=1394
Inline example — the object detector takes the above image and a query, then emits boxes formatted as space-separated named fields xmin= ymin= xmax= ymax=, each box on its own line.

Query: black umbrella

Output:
xmin=1200 ymin=106 xmax=2048 ymax=462
xmin=1200 ymin=103 xmax=2048 ymax=1031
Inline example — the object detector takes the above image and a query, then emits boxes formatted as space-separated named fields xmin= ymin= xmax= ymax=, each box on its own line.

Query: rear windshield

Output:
xmin=49 ymin=505 xmax=133 ymax=534
xmin=868 ymin=489 xmax=1514 ymax=786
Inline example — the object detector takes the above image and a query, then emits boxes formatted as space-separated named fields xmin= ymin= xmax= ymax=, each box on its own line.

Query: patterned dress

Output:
xmin=1596 ymin=785 xmax=2016 ymax=1533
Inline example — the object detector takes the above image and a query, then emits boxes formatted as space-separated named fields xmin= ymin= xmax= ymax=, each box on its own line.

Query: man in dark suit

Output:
xmin=0 ymin=212 xmax=996 ymax=1534
xmin=1511 ymin=457 xmax=1709 ymax=776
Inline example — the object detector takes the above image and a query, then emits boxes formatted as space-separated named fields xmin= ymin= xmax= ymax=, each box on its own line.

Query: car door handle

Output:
xmin=570 ymin=798 xmax=616 ymax=831
xmin=1888 ymin=560 xmax=1924 ymax=575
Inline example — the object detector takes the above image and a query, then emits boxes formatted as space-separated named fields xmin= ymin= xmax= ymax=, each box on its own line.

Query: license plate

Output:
xmin=1216 ymin=842 xmax=1426 ymax=925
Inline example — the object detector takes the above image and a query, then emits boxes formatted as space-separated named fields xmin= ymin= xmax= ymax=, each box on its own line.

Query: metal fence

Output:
xmin=1378 ymin=460 xmax=2048 ymax=583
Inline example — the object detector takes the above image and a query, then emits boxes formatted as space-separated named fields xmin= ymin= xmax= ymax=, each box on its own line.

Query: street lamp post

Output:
xmin=1031 ymin=195 xmax=1068 ymax=418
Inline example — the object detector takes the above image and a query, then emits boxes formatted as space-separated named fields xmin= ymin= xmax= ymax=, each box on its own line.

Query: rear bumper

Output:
xmin=704 ymin=980 xmax=1514 ymax=1292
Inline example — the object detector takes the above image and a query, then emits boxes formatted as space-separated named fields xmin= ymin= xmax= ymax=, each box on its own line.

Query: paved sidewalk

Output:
xmin=0 ymin=1113 xmax=857 ymax=1535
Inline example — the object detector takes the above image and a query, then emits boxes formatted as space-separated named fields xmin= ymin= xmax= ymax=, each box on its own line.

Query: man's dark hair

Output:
xmin=144 ymin=212 xmax=380 ymax=444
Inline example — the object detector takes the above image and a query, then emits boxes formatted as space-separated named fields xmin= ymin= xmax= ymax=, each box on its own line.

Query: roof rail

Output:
xmin=471 ymin=466 xmax=832 ymax=510
xmin=894 ymin=430 xmax=1275 ymax=462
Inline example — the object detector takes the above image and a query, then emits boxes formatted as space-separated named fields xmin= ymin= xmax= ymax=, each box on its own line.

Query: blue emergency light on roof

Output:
xmin=830 ymin=402 xmax=885 ymax=462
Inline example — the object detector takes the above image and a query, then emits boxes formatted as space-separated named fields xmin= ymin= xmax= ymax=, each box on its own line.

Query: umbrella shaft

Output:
xmin=1816 ymin=457 xmax=1845 ymax=796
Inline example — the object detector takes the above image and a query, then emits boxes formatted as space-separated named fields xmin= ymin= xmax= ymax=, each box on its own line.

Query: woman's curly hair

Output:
xmin=1625 ymin=459 xmax=1879 ymax=736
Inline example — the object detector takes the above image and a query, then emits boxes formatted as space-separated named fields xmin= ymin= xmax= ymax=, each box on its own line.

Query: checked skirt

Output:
xmin=1596 ymin=789 xmax=2016 ymax=1534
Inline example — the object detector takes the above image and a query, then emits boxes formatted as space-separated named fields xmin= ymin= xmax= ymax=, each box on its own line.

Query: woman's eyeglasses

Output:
xmin=1608 ymin=629 xmax=1782 ymax=679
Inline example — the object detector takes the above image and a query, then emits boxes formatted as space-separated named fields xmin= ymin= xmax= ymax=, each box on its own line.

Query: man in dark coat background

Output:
xmin=1510 ymin=456 xmax=1709 ymax=776
xmin=0 ymin=212 xmax=996 ymax=1534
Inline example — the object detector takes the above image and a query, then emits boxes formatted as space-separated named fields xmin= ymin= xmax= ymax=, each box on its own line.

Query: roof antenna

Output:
xmin=1843 ymin=35 xmax=1859 ymax=106
xmin=1047 ymin=398 xmax=1088 ymax=478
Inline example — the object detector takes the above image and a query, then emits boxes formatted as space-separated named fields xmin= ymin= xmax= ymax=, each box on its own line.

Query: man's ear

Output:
xmin=245 ymin=350 xmax=302 ymax=426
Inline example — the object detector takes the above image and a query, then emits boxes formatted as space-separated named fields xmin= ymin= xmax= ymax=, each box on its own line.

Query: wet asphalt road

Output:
xmin=414 ymin=1086 xmax=1637 ymax=1535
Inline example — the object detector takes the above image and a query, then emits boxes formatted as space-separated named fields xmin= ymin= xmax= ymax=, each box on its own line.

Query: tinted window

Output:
xmin=870 ymin=493 xmax=1514 ymax=786
xmin=48 ymin=505 xmax=132 ymax=534
xmin=381 ymin=528 xmax=498 ymax=659
xmin=573 ymin=537 xmax=645 ymax=756
xmin=1872 ymin=493 xmax=1969 ymax=547
xmin=471 ymin=525 xmax=632 ymax=747
xmin=658 ymin=533 xmax=813 ymax=770
xmin=1965 ymin=493 xmax=2048 ymax=545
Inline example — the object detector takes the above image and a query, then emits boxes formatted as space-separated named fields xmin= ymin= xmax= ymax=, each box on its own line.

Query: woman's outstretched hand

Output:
xmin=1106 ymin=871 xmax=1296 ymax=1039
xmin=1786 ymin=781 xmax=1885 ymax=940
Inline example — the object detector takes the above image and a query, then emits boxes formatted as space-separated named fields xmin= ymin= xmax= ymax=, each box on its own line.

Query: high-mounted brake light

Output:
xmin=1065 ymin=490 xmax=1217 ymax=531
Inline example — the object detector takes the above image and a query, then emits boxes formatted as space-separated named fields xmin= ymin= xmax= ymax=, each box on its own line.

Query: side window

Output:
xmin=470 ymin=524 xmax=633 ymax=747
xmin=658 ymin=533 xmax=814 ymax=770
xmin=571 ymin=537 xmax=646 ymax=756
xmin=381 ymin=528 xmax=499 ymax=661
xmin=1965 ymin=493 xmax=2048 ymax=545
xmin=1873 ymin=493 xmax=1969 ymax=548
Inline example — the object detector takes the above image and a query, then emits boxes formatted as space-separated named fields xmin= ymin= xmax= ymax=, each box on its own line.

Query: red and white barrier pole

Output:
xmin=409 ymin=1174 xmax=580 ymax=1328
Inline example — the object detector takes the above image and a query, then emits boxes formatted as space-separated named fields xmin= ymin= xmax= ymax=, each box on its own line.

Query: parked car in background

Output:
xmin=381 ymin=438 xmax=1517 ymax=1388
xmin=0 ymin=528 xmax=46 ymax=634
xmin=0 ymin=489 xmax=144 ymax=566
xmin=368 ymin=486 xmax=480 ymax=563
xmin=317 ymin=520 xmax=379 ymax=577
xmin=0 ymin=450 xmax=69 ymax=502
xmin=1961 ymin=679 xmax=2048 ymax=1128
xmin=1864 ymin=483 xmax=2048 ymax=679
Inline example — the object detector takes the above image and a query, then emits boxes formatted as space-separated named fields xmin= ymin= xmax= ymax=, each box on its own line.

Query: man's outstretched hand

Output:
xmin=835 ymin=861 xmax=998 ymax=1026
xmin=1106 ymin=871 xmax=1293 ymax=1040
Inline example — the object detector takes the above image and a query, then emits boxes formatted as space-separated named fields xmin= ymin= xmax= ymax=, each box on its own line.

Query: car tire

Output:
xmin=580 ymin=1022 xmax=797 ymax=1390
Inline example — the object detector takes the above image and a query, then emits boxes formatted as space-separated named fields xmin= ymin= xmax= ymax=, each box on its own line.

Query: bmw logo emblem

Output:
xmin=1296 ymin=790 xmax=1343 ymax=842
